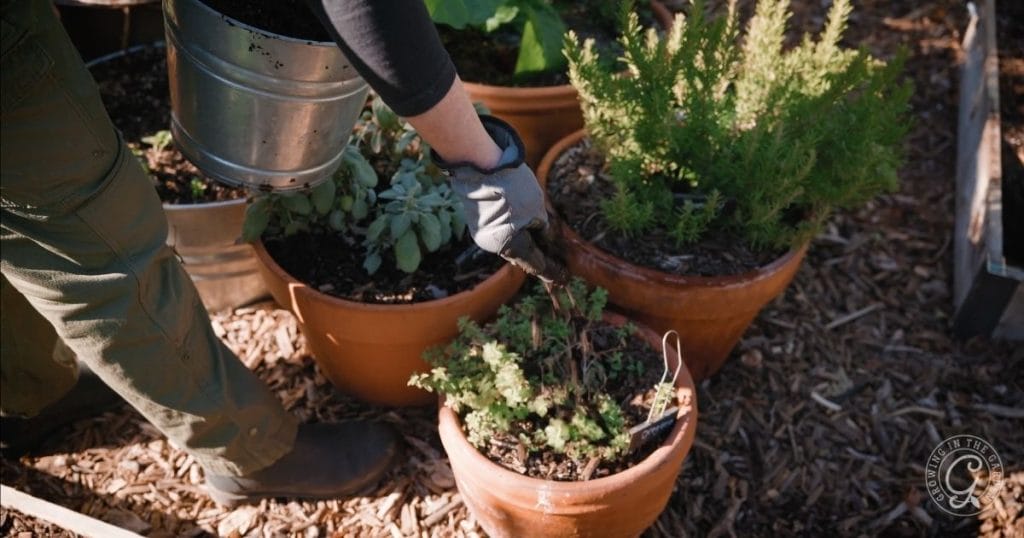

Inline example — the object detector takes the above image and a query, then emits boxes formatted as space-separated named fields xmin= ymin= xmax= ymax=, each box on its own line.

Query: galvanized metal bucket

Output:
xmin=162 ymin=0 xmax=368 ymax=191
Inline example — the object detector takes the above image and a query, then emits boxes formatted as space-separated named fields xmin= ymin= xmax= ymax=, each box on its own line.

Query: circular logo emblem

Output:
xmin=925 ymin=435 xmax=1005 ymax=516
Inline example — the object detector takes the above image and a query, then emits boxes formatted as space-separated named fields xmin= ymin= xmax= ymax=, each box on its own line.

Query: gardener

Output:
xmin=0 ymin=0 xmax=563 ymax=506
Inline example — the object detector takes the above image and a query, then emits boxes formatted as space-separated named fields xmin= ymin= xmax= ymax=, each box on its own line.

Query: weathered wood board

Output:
xmin=0 ymin=484 xmax=144 ymax=538
xmin=953 ymin=0 xmax=1023 ymax=340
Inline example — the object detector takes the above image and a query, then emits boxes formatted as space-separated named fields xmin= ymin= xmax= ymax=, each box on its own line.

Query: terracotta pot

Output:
xmin=539 ymin=131 xmax=808 ymax=380
xmin=438 ymin=312 xmax=698 ymax=538
xmin=463 ymin=1 xmax=673 ymax=169
xmin=164 ymin=198 xmax=268 ymax=312
xmin=463 ymin=82 xmax=580 ymax=170
xmin=253 ymin=241 xmax=526 ymax=407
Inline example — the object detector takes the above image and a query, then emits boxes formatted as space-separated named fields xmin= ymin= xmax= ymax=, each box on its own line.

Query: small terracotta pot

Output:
xmin=463 ymin=82 xmax=580 ymax=170
xmin=438 ymin=312 xmax=698 ymax=538
xmin=464 ymin=1 xmax=673 ymax=169
xmin=539 ymin=131 xmax=808 ymax=380
xmin=164 ymin=198 xmax=268 ymax=312
xmin=253 ymin=241 xmax=526 ymax=407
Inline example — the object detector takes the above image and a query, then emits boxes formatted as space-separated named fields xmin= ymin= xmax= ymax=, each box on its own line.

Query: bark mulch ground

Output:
xmin=2 ymin=1 xmax=1021 ymax=536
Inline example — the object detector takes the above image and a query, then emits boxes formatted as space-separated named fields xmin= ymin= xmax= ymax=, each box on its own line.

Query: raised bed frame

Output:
xmin=953 ymin=0 xmax=1023 ymax=340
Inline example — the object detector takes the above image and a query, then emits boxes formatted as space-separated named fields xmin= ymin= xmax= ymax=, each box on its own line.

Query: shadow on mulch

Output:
xmin=2 ymin=304 xmax=466 ymax=536
xmin=1 ymin=459 xmax=213 ymax=537
xmin=5 ymin=403 xmax=136 ymax=459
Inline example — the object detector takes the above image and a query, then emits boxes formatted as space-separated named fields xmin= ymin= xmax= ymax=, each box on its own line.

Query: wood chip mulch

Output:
xmin=2 ymin=1 xmax=1021 ymax=537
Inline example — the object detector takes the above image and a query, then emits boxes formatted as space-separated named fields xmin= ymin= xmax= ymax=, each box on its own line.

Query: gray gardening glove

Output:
xmin=433 ymin=115 xmax=567 ymax=284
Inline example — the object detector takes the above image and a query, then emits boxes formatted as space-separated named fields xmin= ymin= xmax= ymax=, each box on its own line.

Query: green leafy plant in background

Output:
xmin=565 ymin=0 xmax=912 ymax=250
xmin=242 ymin=98 xmax=467 ymax=275
xmin=411 ymin=279 xmax=666 ymax=467
xmin=424 ymin=0 xmax=567 ymax=75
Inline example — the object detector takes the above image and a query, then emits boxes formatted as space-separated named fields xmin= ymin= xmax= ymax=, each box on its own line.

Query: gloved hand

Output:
xmin=433 ymin=115 xmax=567 ymax=284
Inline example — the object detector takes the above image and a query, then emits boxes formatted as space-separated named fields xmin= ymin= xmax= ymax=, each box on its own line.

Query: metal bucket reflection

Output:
xmin=163 ymin=0 xmax=368 ymax=190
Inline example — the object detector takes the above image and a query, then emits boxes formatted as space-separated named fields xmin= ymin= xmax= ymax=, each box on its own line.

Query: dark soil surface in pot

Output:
xmin=263 ymin=232 xmax=504 ymax=304
xmin=93 ymin=46 xmax=245 ymax=204
xmin=997 ymin=0 xmax=1023 ymax=265
xmin=439 ymin=2 xmax=659 ymax=87
xmin=480 ymin=319 xmax=678 ymax=481
xmin=201 ymin=0 xmax=330 ymax=41
xmin=547 ymin=138 xmax=784 ymax=276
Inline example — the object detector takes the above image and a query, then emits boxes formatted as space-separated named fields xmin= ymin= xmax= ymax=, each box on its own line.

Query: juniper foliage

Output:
xmin=565 ymin=0 xmax=912 ymax=249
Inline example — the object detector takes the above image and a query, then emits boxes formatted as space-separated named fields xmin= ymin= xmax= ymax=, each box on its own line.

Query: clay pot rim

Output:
xmin=252 ymin=238 xmax=522 ymax=312
xmin=161 ymin=196 xmax=246 ymax=211
xmin=438 ymin=311 xmax=697 ymax=495
xmin=462 ymin=80 xmax=576 ymax=98
xmin=538 ymin=129 xmax=810 ymax=287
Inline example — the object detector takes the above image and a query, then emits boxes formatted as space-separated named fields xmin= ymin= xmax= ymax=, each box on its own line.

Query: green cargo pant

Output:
xmin=0 ymin=0 xmax=297 ymax=476
xmin=1 ymin=274 xmax=77 ymax=417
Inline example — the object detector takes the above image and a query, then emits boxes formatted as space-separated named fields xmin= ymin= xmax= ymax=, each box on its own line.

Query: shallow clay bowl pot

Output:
xmin=438 ymin=312 xmax=698 ymax=538
xmin=253 ymin=241 xmax=525 ymax=407
xmin=538 ymin=130 xmax=808 ymax=381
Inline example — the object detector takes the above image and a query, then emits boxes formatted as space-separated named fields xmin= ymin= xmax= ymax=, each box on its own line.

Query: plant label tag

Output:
xmin=628 ymin=407 xmax=678 ymax=453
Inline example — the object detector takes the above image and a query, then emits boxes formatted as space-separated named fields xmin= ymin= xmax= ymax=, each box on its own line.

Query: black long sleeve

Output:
xmin=305 ymin=0 xmax=458 ymax=117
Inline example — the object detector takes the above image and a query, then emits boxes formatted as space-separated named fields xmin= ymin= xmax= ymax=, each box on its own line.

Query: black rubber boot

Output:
xmin=0 ymin=364 xmax=123 ymax=457
xmin=204 ymin=421 xmax=401 ymax=507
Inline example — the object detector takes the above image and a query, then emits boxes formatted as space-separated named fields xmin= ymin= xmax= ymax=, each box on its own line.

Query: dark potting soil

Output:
xmin=547 ymin=138 xmax=785 ymax=276
xmin=481 ymin=320 xmax=687 ymax=481
xmin=439 ymin=2 xmax=659 ymax=87
xmin=262 ymin=231 xmax=505 ymax=304
xmin=996 ymin=0 xmax=1024 ymax=265
xmin=200 ymin=0 xmax=330 ymax=42
xmin=92 ymin=46 xmax=244 ymax=204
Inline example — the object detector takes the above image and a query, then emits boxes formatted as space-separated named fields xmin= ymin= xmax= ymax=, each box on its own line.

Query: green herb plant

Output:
xmin=411 ymin=279 xmax=668 ymax=473
xmin=132 ymin=129 xmax=175 ymax=173
xmin=242 ymin=98 xmax=467 ymax=275
xmin=565 ymin=0 xmax=912 ymax=250
xmin=424 ymin=0 xmax=567 ymax=76
xmin=141 ymin=129 xmax=173 ymax=153
xmin=425 ymin=0 xmax=631 ymax=79
xmin=188 ymin=177 xmax=207 ymax=200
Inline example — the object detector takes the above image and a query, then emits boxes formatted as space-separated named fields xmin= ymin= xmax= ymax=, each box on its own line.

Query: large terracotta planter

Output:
xmin=464 ymin=1 xmax=673 ymax=169
xmin=539 ymin=131 xmax=808 ymax=380
xmin=253 ymin=241 xmax=526 ymax=407
xmin=438 ymin=312 xmax=697 ymax=538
